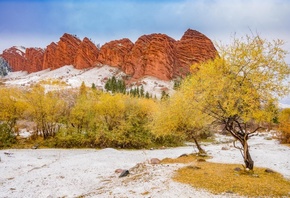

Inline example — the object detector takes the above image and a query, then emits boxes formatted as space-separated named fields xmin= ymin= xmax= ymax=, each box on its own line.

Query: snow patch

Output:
xmin=2 ymin=65 xmax=174 ymax=97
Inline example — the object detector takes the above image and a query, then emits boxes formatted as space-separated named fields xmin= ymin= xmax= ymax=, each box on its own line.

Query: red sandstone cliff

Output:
xmin=124 ymin=34 xmax=176 ymax=80
xmin=0 ymin=29 xmax=217 ymax=81
xmin=1 ymin=46 xmax=27 ymax=72
xmin=74 ymin=37 xmax=100 ymax=69
xmin=25 ymin=48 xmax=44 ymax=72
xmin=98 ymin=38 xmax=134 ymax=68
xmin=43 ymin=33 xmax=81 ymax=70
xmin=1 ymin=46 xmax=44 ymax=73
xmin=174 ymin=29 xmax=217 ymax=77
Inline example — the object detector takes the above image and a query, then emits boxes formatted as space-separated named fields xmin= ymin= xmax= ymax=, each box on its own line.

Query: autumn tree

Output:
xmin=278 ymin=108 xmax=290 ymax=143
xmin=69 ymin=90 xmax=100 ymax=134
xmin=25 ymin=85 xmax=68 ymax=139
xmin=0 ymin=87 xmax=26 ymax=134
xmin=121 ymin=97 xmax=157 ymax=148
xmin=151 ymin=86 xmax=213 ymax=154
xmin=79 ymin=81 xmax=87 ymax=96
xmin=182 ymin=35 xmax=290 ymax=169
xmin=0 ymin=87 xmax=26 ymax=146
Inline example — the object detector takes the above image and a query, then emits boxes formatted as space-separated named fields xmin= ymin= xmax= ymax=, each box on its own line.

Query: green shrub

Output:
xmin=0 ymin=123 xmax=16 ymax=148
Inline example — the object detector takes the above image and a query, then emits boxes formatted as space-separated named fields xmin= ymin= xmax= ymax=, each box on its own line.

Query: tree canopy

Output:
xmin=178 ymin=34 xmax=290 ymax=169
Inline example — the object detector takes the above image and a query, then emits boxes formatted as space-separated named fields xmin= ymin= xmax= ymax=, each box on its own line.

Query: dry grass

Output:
xmin=161 ymin=154 xmax=209 ymax=164
xmin=162 ymin=155 xmax=290 ymax=197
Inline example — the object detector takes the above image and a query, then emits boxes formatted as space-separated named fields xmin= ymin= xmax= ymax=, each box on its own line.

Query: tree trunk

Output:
xmin=243 ymin=140 xmax=254 ymax=170
xmin=225 ymin=118 xmax=255 ymax=170
xmin=192 ymin=136 xmax=206 ymax=154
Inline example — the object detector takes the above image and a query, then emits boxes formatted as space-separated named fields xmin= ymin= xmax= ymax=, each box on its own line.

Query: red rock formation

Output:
xmin=0 ymin=46 xmax=44 ymax=73
xmin=0 ymin=29 xmax=217 ymax=81
xmin=1 ymin=46 xmax=27 ymax=71
xmin=123 ymin=29 xmax=217 ymax=81
xmin=25 ymin=48 xmax=44 ymax=73
xmin=174 ymin=29 xmax=217 ymax=77
xmin=124 ymin=34 xmax=176 ymax=80
xmin=98 ymin=38 xmax=133 ymax=67
xmin=42 ymin=42 xmax=58 ymax=70
xmin=43 ymin=33 xmax=81 ymax=70
xmin=74 ymin=37 xmax=100 ymax=69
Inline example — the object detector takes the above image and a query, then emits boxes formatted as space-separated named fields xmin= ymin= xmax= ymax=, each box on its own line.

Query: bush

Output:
xmin=154 ymin=134 xmax=185 ymax=147
xmin=278 ymin=108 xmax=290 ymax=143
xmin=0 ymin=123 xmax=16 ymax=148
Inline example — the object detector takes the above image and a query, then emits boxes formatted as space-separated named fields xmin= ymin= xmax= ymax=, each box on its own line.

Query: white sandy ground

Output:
xmin=0 ymin=133 xmax=289 ymax=198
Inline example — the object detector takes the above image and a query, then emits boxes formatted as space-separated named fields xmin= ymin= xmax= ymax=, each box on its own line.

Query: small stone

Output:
xmin=234 ymin=167 xmax=242 ymax=172
xmin=115 ymin=169 xmax=123 ymax=173
xmin=197 ymin=158 xmax=206 ymax=162
xmin=221 ymin=146 xmax=229 ymax=150
xmin=150 ymin=158 xmax=161 ymax=164
xmin=4 ymin=152 xmax=13 ymax=156
xmin=178 ymin=154 xmax=188 ymax=158
xmin=187 ymin=165 xmax=201 ymax=170
xmin=265 ymin=168 xmax=275 ymax=173
xmin=251 ymin=174 xmax=259 ymax=178
xmin=119 ymin=170 xmax=129 ymax=178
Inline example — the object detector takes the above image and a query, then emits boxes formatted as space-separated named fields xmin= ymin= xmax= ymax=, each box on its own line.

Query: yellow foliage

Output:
xmin=151 ymin=83 xmax=213 ymax=141
xmin=24 ymin=85 xmax=69 ymax=138
xmin=278 ymin=108 xmax=290 ymax=143
xmin=186 ymin=35 xmax=289 ymax=127
xmin=0 ymin=87 xmax=27 ymax=132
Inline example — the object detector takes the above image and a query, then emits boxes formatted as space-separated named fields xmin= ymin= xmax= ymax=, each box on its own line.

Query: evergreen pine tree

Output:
xmin=140 ymin=86 xmax=145 ymax=97
xmin=92 ymin=83 xmax=96 ymax=90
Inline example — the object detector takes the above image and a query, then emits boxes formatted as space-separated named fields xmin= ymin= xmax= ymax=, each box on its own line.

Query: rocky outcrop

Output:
xmin=0 ymin=29 xmax=217 ymax=81
xmin=25 ymin=48 xmax=44 ymax=72
xmin=0 ymin=46 xmax=44 ymax=73
xmin=123 ymin=29 xmax=217 ymax=80
xmin=124 ymin=34 xmax=176 ymax=80
xmin=74 ymin=37 xmax=100 ymax=69
xmin=174 ymin=29 xmax=217 ymax=77
xmin=43 ymin=33 xmax=81 ymax=70
xmin=42 ymin=42 xmax=57 ymax=70
xmin=98 ymin=38 xmax=134 ymax=68
xmin=1 ymin=46 xmax=27 ymax=72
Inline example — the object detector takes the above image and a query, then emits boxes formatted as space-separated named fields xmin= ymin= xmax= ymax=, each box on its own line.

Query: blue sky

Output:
xmin=0 ymin=0 xmax=290 ymax=103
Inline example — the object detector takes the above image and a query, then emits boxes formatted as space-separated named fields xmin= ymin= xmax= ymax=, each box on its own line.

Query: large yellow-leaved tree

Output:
xmin=180 ymin=35 xmax=289 ymax=169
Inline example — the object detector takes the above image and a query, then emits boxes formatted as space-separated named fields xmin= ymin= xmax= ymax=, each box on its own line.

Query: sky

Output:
xmin=0 ymin=0 xmax=290 ymax=103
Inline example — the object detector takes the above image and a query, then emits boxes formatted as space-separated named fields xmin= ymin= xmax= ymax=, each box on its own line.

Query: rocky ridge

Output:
xmin=0 ymin=29 xmax=217 ymax=81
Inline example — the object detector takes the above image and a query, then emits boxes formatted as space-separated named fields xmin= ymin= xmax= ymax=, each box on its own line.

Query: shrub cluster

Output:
xmin=0 ymin=85 xmax=183 ymax=149
xmin=278 ymin=108 xmax=290 ymax=143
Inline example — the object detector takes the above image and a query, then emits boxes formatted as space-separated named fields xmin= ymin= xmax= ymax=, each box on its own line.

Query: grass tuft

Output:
xmin=161 ymin=153 xmax=209 ymax=164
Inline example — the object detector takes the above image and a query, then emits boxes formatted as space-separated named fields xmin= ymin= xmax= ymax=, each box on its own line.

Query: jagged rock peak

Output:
xmin=180 ymin=29 xmax=208 ymax=40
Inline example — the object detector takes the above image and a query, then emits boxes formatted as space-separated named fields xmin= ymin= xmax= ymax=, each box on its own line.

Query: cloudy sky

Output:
xmin=0 ymin=0 xmax=290 ymax=103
